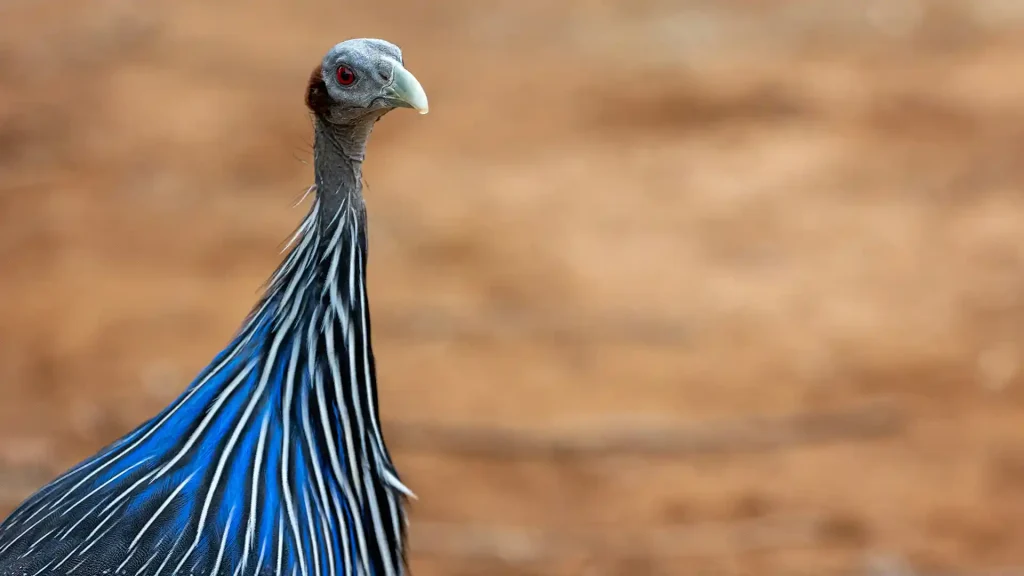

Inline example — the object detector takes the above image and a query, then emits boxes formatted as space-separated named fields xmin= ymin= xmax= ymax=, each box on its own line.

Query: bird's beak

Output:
xmin=383 ymin=59 xmax=429 ymax=115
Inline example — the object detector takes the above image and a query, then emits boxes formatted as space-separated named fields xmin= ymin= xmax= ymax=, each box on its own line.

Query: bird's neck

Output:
xmin=312 ymin=117 xmax=377 ymax=217
xmin=0 ymin=113 xmax=410 ymax=576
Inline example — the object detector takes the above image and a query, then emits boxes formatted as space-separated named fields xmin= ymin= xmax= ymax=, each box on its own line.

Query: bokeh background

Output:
xmin=2 ymin=0 xmax=1024 ymax=574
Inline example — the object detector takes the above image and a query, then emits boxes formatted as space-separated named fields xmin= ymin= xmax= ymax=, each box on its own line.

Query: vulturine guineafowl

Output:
xmin=0 ymin=38 xmax=428 ymax=576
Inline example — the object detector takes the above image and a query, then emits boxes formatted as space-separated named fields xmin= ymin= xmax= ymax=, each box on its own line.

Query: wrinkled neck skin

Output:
xmin=312 ymin=113 xmax=382 ymax=218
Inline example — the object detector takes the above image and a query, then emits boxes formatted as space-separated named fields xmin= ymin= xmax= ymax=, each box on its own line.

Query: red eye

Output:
xmin=336 ymin=65 xmax=356 ymax=86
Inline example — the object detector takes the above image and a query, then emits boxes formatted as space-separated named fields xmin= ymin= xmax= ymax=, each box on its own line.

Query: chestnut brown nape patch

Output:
xmin=305 ymin=65 xmax=332 ymax=114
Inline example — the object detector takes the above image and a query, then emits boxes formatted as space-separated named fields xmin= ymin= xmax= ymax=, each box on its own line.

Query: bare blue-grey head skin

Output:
xmin=0 ymin=39 xmax=426 ymax=576
xmin=311 ymin=38 xmax=428 ymax=122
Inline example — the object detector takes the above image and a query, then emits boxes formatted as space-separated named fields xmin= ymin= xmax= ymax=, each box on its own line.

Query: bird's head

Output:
xmin=305 ymin=38 xmax=428 ymax=124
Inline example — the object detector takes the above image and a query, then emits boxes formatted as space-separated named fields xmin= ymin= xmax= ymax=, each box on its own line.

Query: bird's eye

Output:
xmin=336 ymin=65 xmax=356 ymax=86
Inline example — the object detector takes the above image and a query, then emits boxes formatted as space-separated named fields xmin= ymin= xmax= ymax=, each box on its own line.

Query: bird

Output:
xmin=0 ymin=38 xmax=428 ymax=576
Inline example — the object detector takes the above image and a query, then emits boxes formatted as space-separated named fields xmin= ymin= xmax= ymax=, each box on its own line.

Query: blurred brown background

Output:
xmin=2 ymin=0 xmax=1024 ymax=574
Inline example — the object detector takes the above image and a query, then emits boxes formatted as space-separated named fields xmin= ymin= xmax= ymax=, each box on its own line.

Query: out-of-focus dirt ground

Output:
xmin=3 ymin=0 xmax=1024 ymax=574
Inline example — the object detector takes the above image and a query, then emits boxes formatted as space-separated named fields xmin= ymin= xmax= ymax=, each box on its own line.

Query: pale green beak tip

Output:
xmin=388 ymin=61 xmax=429 ymax=114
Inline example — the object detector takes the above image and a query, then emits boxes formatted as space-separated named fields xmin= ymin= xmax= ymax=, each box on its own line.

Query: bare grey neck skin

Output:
xmin=312 ymin=113 xmax=384 ymax=218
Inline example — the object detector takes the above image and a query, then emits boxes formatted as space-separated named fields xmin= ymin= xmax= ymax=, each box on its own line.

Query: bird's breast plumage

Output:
xmin=0 ymin=196 xmax=408 ymax=576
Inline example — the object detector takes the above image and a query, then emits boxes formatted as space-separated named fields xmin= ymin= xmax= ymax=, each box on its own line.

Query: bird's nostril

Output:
xmin=378 ymin=70 xmax=390 ymax=82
